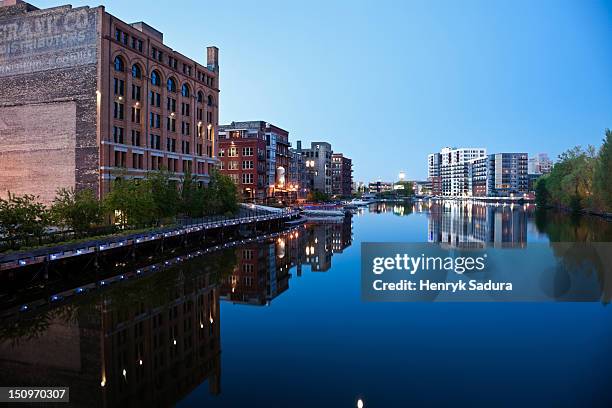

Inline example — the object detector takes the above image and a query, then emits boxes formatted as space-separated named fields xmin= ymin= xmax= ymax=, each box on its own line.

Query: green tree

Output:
xmin=180 ymin=170 xmax=205 ymax=218
xmin=104 ymin=178 xmax=155 ymax=228
xmin=147 ymin=169 xmax=180 ymax=222
xmin=534 ymin=176 xmax=550 ymax=208
xmin=307 ymin=190 xmax=332 ymax=202
xmin=394 ymin=181 xmax=414 ymax=197
xmin=543 ymin=146 xmax=597 ymax=213
xmin=203 ymin=171 xmax=239 ymax=215
xmin=51 ymin=188 xmax=104 ymax=234
xmin=593 ymin=129 xmax=612 ymax=212
xmin=0 ymin=192 xmax=50 ymax=243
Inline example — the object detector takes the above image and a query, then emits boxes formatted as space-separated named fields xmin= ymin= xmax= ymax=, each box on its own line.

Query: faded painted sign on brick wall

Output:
xmin=0 ymin=6 xmax=98 ymax=77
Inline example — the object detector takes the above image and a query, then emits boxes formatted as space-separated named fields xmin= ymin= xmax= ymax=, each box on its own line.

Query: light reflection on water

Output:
xmin=0 ymin=201 xmax=611 ymax=407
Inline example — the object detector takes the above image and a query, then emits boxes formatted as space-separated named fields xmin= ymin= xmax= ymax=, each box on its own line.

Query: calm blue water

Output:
xmin=180 ymin=203 xmax=612 ymax=407
xmin=1 ymin=202 xmax=611 ymax=407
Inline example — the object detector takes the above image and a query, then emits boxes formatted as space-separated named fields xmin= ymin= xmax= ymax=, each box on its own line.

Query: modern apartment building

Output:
xmin=427 ymin=153 xmax=442 ymax=196
xmin=0 ymin=1 xmax=219 ymax=205
xmin=467 ymin=153 xmax=529 ymax=197
xmin=468 ymin=156 xmax=488 ymax=196
xmin=296 ymin=141 xmax=333 ymax=195
xmin=486 ymin=153 xmax=528 ymax=196
xmin=438 ymin=147 xmax=487 ymax=196
xmin=331 ymin=153 xmax=353 ymax=197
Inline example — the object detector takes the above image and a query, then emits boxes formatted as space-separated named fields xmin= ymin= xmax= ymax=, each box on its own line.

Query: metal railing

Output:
xmin=0 ymin=207 xmax=298 ymax=253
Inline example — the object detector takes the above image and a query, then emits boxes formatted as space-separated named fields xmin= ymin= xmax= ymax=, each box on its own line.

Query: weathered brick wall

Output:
xmin=0 ymin=4 xmax=100 ymax=205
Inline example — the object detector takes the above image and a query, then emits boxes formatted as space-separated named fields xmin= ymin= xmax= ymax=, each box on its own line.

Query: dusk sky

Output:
xmin=36 ymin=0 xmax=612 ymax=182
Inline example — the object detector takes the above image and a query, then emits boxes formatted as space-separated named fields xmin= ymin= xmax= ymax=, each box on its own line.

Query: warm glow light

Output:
xmin=139 ymin=359 xmax=143 ymax=366
xmin=357 ymin=399 xmax=364 ymax=408
xmin=122 ymin=368 xmax=127 ymax=377
xmin=173 ymin=339 xmax=177 ymax=345
xmin=209 ymin=315 xmax=214 ymax=324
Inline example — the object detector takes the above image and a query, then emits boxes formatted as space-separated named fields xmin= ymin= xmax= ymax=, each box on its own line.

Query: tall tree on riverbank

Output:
xmin=104 ymin=178 xmax=156 ymax=227
xmin=0 ymin=192 xmax=50 ymax=243
xmin=593 ymin=129 xmax=612 ymax=212
xmin=148 ymin=169 xmax=180 ymax=222
xmin=203 ymin=171 xmax=239 ymax=215
xmin=51 ymin=188 xmax=104 ymax=234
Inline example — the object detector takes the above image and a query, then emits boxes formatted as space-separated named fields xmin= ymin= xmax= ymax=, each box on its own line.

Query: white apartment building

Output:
xmin=439 ymin=147 xmax=486 ymax=196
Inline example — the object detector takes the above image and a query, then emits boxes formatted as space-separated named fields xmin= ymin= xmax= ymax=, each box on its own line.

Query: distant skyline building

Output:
xmin=332 ymin=153 xmax=353 ymax=197
xmin=528 ymin=153 xmax=553 ymax=175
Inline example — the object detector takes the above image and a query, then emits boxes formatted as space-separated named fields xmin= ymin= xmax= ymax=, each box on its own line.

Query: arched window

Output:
xmin=167 ymin=77 xmax=177 ymax=92
xmin=114 ymin=56 xmax=124 ymax=72
xmin=151 ymin=70 xmax=161 ymax=86
xmin=197 ymin=91 xmax=204 ymax=103
xmin=181 ymin=84 xmax=190 ymax=98
xmin=131 ymin=64 xmax=142 ymax=79
xmin=207 ymin=95 xmax=214 ymax=107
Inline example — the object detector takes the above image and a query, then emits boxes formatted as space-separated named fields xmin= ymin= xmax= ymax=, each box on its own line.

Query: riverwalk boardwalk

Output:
xmin=0 ymin=205 xmax=299 ymax=272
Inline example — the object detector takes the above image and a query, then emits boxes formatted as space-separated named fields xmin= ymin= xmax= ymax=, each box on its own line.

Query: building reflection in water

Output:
xmin=0 ymin=252 xmax=227 ymax=408
xmin=220 ymin=217 xmax=353 ymax=306
xmin=0 ymin=219 xmax=355 ymax=405
xmin=425 ymin=201 xmax=531 ymax=246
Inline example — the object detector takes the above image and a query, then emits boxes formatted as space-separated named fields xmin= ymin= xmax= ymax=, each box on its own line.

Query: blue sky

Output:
xmin=37 ymin=0 xmax=612 ymax=181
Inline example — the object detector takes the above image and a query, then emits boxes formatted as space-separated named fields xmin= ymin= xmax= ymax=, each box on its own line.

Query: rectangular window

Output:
xmin=167 ymin=98 xmax=176 ymax=112
xmin=167 ymin=117 xmax=176 ymax=132
xmin=242 ymin=147 xmax=253 ymax=156
xmin=150 ymin=134 xmax=161 ymax=150
xmin=113 ymin=126 xmax=124 ymax=144
xmin=131 ymin=107 xmax=141 ymax=123
xmin=131 ymin=130 xmax=141 ymax=146
xmin=113 ymin=78 xmax=124 ymax=96
xmin=132 ymin=85 xmax=141 ymax=101
xmin=113 ymin=102 xmax=124 ymax=120
xmin=132 ymin=153 xmax=143 ymax=169
xmin=242 ymin=173 xmax=253 ymax=184
xmin=242 ymin=160 xmax=253 ymax=170
xmin=114 ymin=149 xmax=126 ymax=167
xmin=228 ymin=161 xmax=239 ymax=170
xmin=181 ymin=103 xmax=190 ymax=116
xmin=182 ymin=141 xmax=190 ymax=154
xmin=218 ymin=149 xmax=225 ymax=157
xmin=228 ymin=147 xmax=237 ymax=157
xmin=167 ymin=138 xmax=176 ymax=152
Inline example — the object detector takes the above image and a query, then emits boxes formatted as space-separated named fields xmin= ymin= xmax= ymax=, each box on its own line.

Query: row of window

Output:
xmin=112 ymin=127 xmax=210 ymax=155
xmin=220 ymin=160 xmax=255 ymax=170
xmin=218 ymin=147 xmax=255 ymax=157
xmin=114 ymin=56 xmax=215 ymax=106
xmin=113 ymin=26 xmax=215 ymax=88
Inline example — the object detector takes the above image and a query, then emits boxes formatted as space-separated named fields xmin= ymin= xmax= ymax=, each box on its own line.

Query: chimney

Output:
xmin=207 ymin=46 xmax=219 ymax=72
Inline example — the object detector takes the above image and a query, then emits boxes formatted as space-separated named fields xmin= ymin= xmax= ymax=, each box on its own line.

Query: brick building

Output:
xmin=331 ymin=153 xmax=353 ymax=197
xmin=0 ymin=1 xmax=219 ymax=205
xmin=218 ymin=121 xmax=289 ymax=203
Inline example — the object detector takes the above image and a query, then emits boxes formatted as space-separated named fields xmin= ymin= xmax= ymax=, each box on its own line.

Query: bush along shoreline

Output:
xmin=535 ymin=129 xmax=612 ymax=219
xmin=0 ymin=169 xmax=239 ymax=251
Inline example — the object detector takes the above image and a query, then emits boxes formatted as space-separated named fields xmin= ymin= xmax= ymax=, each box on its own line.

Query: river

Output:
xmin=0 ymin=201 xmax=611 ymax=407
